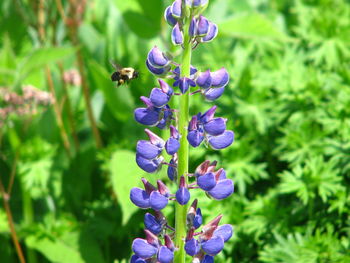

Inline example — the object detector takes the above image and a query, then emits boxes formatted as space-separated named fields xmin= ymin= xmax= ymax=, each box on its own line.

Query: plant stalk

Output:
xmin=174 ymin=14 xmax=192 ymax=263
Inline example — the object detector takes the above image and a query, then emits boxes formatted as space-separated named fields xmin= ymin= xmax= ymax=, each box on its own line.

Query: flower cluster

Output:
xmin=129 ymin=1 xmax=235 ymax=262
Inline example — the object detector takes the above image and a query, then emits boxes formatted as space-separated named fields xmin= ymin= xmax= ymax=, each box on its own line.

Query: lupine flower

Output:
xmin=130 ymin=1 xmax=236 ymax=262
xmin=187 ymin=106 xmax=234 ymax=149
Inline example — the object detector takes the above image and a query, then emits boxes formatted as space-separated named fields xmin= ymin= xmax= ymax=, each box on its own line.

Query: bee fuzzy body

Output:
xmin=111 ymin=67 xmax=139 ymax=86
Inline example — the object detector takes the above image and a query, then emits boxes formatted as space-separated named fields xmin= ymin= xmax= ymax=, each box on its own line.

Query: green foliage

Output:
xmin=0 ymin=0 xmax=350 ymax=262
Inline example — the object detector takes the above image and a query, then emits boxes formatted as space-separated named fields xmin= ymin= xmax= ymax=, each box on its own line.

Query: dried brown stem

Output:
xmin=0 ymin=178 xmax=26 ymax=263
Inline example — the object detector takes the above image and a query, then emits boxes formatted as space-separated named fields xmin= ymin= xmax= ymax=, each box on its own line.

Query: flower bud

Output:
xmin=176 ymin=176 xmax=190 ymax=205
xmin=189 ymin=17 xmax=197 ymax=37
xmin=201 ymin=236 xmax=224 ymax=255
xmin=144 ymin=213 xmax=163 ymax=235
xmin=130 ymin=188 xmax=150 ymax=209
xmin=132 ymin=238 xmax=158 ymax=259
xmin=171 ymin=0 xmax=182 ymax=19
xmin=185 ymin=238 xmax=200 ymax=256
xmin=196 ymin=70 xmax=212 ymax=89
xmin=197 ymin=172 xmax=217 ymax=191
xmin=187 ymin=130 xmax=204 ymax=147
xmin=146 ymin=60 xmax=171 ymax=76
xmin=164 ymin=6 xmax=177 ymax=26
xmin=197 ymin=16 xmax=210 ymax=36
xmin=203 ymin=87 xmax=225 ymax=101
xmin=203 ymin=117 xmax=227 ymax=136
xmin=165 ymin=137 xmax=180 ymax=155
xmin=136 ymin=154 xmax=164 ymax=173
xmin=210 ymin=67 xmax=229 ymax=88
xmin=147 ymin=46 xmax=171 ymax=68
xmin=202 ymin=21 xmax=218 ymax=42
xmin=158 ymin=246 xmax=174 ymax=263
xmin=213 ymin=224 xmax=233 ymax=242
xmin=194 ymin=208 xmax=203 ymax=229
xmin=150 ymin=88 xmax=171 ymax=108
xmin=134 ymin=107 xmax=160 ymax=126
xmin=171 ymin=23 xmax=184 ymax=45
xmin=136 ymin=140 xmax=162 ymax=159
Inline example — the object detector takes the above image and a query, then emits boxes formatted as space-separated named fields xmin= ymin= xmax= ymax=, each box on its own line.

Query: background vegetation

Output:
xmin=1 ymin=0 xmax=350 ymax=262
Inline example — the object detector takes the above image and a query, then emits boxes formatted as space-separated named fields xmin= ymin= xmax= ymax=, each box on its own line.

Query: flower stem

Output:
xmin=174 ymin=13 xmax=192 ymax=263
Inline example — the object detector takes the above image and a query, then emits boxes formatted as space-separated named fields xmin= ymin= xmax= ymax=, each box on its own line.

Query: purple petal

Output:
xmin=132 ymin=238 xmax=158 ymax=259
xmin=171 ymin=0 xmax=182 ymax=18
xmin=136 ymin=140 xmax=162 ymax=159
xmin=204 ymin=117 xmax=227 ymax=136
xmin=158 ymin=79 xmax=173 ymax=95
xmin=197 ymin=16 xmax=210 ymax=36
xmin=201 ymin=236 xmax=224 ymax=255
xmin=134 ymin=107 xmax=160 ymax=126
xmin=130 ymin=188 xmax=150 ymax=209
xmin=172 ymin=23 xmax=184 ymax=45
xmin=144 ymin=213 xmax=162 ymax=235
xmin=130 ymin=255 xmax=147 ymax=263
xmin=150 ymin=88 xmax=169 ymax=108
xmin=150 ymin=191 xmax=168 ymax=210
xmin=187 ymin=130 xmax=204 ymax=147
xmin=194 ymin=208 xmax=202 ymax=229
xmin=147 ymin=46 xmax=170 ymax=68
xmin=179 ymin=78 xmax=192 ymax=94
xmin=165 ymin=137 xmax=180 ymax=155
xmin=200 ymin=105 xmax=217 ymax=123
xmin=210 ymin=67 xmax=229 ymax=87
xmin=176 ymin=187 xmax=190 ymax=205
xmin=204 ymin=87 xmax=225 ymax=101
xmin=146 ymin=60 xmax=171 ymax=75
xmin=189 ymin=17 xmax=197 ymax=37
xmin=136 ymin=154 xmax=163 ymax=173
xmin=202 ymin=255 xmax=214 ymax=263
xmin=208 ymin=130 xmax=234 ymax=150
xmin=164 ymin=6 xmax=177 ymax=26
xmin=157 ymin=246 xmax=174 ymax=263
xmin=202 ymin=22 xmax=218 ymax=42
xmin=208 ymin=179 xmax=234 ymax=200
xmin=185 ymin=238 xmax=200 ymax=256
xmin=197 ymin=172 xmax=217 ymax=191
xmin=167 ymin=158 xmax=177 ymax=181
xmin=213 ymin=224 xmax=233 ymax=242
xmin=196 ymin=70 xmax=212 ymax=89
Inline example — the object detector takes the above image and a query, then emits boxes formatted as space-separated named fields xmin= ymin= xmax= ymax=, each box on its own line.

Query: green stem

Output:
xmin=174 ymin=15 xmax=192 ymax=263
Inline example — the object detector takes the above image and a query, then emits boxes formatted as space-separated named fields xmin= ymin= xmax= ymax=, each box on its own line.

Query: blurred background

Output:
xmin=1 ymin=0 xmax=350 ymax=262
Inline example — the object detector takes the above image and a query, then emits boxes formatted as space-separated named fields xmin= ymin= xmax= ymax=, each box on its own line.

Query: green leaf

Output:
xmin=17 ymin=46 xmax=75 ymax=81
xmin=114 ymin=0 xmax=163 ymax=39
xmin=108 ymin=150 xmax=146 ymax=225
xmin=218 ymin=13 xmax=289 ymax=40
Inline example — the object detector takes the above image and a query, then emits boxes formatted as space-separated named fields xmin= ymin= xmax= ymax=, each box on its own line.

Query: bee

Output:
xmin=110 ymin=60 xmax=139 ymax=86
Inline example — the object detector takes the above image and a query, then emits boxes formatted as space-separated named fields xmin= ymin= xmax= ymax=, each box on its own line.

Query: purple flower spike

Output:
xmin=136 ymin=140 xmax=162 ymax=159
xmin=204 ymin=117 xmax=227 ymax=136
xmin=171 ymin=0 xmax=182 ymax=19
xmin=172 ymin=23 xmax=184 ymax=45
xmin=202 ymin=255 xmax=214 ymax=263
xmin=150 ymin=191 xmax=168 ymax=210
xmin=185 ymin=238 xmax=200 ymax=256
xmin=201 ymin=236 xmax=225 ymax=255
xmin=189 ymin=17 xmax=197 ymax=37
xmin=210 ymin=67 xmax=229 ymax=88
xmin=132 ymin=238 xmax=158 ymax=259
xmin=150 ymin=88 xmax=170 ymax=108
xmin=208 ymin=179 xmax=234 ymax=200
xmin=136 ymin=154 xmax=163 ymax=173
xmin=214 ymin=224 xmax=233 ymax=242
xmin=165 ymin=137 xmax=180 ymax=155
xmin=203 ymin=87 xmax=225 ymax=101
xmin=194 ymin=208 xmax=202 ymax=229
xmin=134 ymin=107 xmax=160 ymax=126
xmin=144 ymin=213 xmax=163 ymax=235
xmin=202 ymin=22 xmax=218 ymax=42
xmin=157 ymin=246 xmax=174 ymax=263
xmin=197 ymin=172 xmax=217 ymax=191
xmin=146 ymin=60 xmax=171 ymax=76
xmin=164 ymin=6 xmax=177 ymax=26
xmin=187 ymin=130 xmax=204 ymax=147
xmin=197 ymin=16 xmax=210 ymax=36
xmin=130 ymin=188 xmax=150 ymax=209
xmin=196 ymin=70 xmax=212 ymax=89
xmin=148 ymin=46 xmax=171 ymax=68
xmin=208 ymin=130 xmax=234 ymax=150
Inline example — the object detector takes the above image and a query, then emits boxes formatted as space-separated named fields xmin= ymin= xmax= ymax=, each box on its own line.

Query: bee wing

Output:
xmin=109 ymin=59 xmax=122 ymax=70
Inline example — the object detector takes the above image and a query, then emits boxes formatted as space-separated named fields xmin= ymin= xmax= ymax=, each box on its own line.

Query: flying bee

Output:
xmin=110 ymin=60 xmax=139 ymax=86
